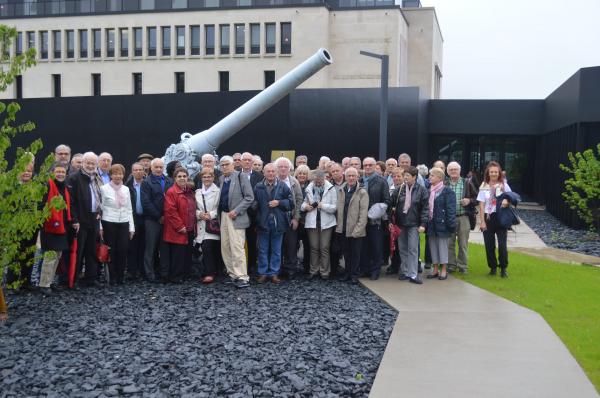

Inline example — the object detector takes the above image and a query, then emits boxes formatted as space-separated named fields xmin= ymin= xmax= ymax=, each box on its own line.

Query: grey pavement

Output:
xmin=362 ymin=275 xmax=599 ymax=398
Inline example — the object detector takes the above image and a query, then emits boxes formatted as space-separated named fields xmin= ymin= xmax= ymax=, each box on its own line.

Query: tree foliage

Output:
xmin=0 ymin=25 xmax=58 ymax=288
xmin=559 ymin=143 xmax=600 ymax=231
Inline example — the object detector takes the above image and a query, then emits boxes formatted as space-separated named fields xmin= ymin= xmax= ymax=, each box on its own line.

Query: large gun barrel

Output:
xmin=164 ymin=48 xmax=333 ymax=177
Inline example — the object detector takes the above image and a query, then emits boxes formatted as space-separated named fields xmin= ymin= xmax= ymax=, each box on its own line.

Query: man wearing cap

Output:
xmin=137 ymin=153 xmax=153 ymax=176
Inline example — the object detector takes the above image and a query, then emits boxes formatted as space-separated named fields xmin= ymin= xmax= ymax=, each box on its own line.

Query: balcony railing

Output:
xmin=0 ymin=0 xmax=396 ymax=18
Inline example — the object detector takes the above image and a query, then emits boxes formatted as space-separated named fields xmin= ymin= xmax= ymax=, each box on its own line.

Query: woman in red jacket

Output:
xmin=163 ymin=167 xmax=196 ymax=283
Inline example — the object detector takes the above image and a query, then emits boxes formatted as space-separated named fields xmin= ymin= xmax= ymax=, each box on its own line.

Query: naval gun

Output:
xmin=164 ymin=48 xmax=333 ymax=177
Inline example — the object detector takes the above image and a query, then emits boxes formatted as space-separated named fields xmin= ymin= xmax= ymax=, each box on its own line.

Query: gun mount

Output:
xmin=164 ymin=48 xmax=333 ymax=177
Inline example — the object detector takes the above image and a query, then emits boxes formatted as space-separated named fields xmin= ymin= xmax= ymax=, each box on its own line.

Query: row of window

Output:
xmin=13 ymin=70 xmax=277 ymax=98
xmin=14 ymin=22 xmax=292 ymax=60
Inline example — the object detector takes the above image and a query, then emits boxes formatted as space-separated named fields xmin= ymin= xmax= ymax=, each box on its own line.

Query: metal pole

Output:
xmin=380 ymin=55 xmax=389 ymax=161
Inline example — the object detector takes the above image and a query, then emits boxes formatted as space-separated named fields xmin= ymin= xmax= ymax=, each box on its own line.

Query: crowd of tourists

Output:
xmin=5 ymin=145 xmax=519 ymax=299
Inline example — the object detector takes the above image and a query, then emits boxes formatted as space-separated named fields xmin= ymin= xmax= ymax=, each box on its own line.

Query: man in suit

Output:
xmin=240 ymin=152 xmax=263 ymax=275
xmin=126 ymin=162 xmax=146 ymax=280
xmin=218 ymin=156 xmax=254 ymax=288
xmin=140 ymin=158 xmax=173 ymax=283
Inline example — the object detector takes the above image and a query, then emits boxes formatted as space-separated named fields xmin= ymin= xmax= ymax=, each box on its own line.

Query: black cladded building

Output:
xmin=11 ymin=67 xmax=600 ymax=228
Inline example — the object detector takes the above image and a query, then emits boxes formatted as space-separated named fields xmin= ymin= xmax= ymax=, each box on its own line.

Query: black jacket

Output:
xmin=389 ymin=183 xmax=429 ymax=228
xmin=360 ymin=174 xmax=391 ymax=208
xmin=253 ymin=180 xmax=293 ymax=234
xmin=141 ymin=174 xmax=173 ymax=221
xmin=427 ymin=187 xmax=457 ymax=237
xmin=67 ymin=170 xmax=101 ymax=228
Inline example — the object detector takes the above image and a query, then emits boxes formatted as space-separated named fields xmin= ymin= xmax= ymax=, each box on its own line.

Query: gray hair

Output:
xmin=201 ymin=153 xmax=216 ymax=162
xmin=386 ymin=158 xmax=398 ymax=165
xmin=82 ymin=151 xmax=98 ymax=162
xmin=220 ymin=155 xmax=234 ymax=164
xmin=416 ymin=164 xmax=429 ymax=177
xmin=398 ymin=153 xmax=411 ymax=162
xmin=313 ymin=169 xmax=326 ymax=180
xmin=447 ymin=161 xmax=461 ymax=171
xmin=241 ymin=152 xmax=254 ymax=160
xmin=275 ymin=156 xmax=293 ymax=169
xmin=150 ymin=158 xmax=163 ymax=167
xmin=98 ymin=152 xmax=113 ymax=161
xmin=319 ymin=156 xmax=330 ymax=163
xmin=294 ymin=164 xmax=311 ymax=177
xmin=54 ymin=144 xmax=71 ymax=154
xmin=363 ymin=156 xmax=376 ymax=165
xmin=344 ymin=167 xmax=359 ymax=177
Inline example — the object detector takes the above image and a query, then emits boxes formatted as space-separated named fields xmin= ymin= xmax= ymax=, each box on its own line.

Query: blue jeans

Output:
xmin=258 ymin=218 xmax=284 ymax=277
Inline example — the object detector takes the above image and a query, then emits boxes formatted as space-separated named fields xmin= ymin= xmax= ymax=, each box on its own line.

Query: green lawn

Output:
xmin=447 ymin=242 xmax=600 ymax=392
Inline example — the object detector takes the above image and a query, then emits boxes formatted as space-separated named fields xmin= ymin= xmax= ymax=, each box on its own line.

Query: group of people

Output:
xmin=8 ymin=145 xmax=517 ymax=296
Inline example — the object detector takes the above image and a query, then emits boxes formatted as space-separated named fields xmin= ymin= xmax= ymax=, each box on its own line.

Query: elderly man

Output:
xmin=194 ymin=153 xmax=221 ymax=188
xmin=295 ymin=155 xmax=308 ymax=168
xmin=252 ymin=156 xmax=264 ymax=172
xmin=219 ymin=156 xmax=254 ymax=288
xmin=141 ymin=158 xmax=173 ymax=283
xmin=253 ymin=163 xmax=293 ymax=283
xmin=336 ymin=167 xmax=369 ymax=283
xmin=67 ymin=151 xmax=103 ymax=288
xmin=127 ymin=162 xmax=147 ymax=280
xmin=70 ymin=153 xmax=83 ymax=174
xmin=232 ymin=152 xmax=243 ymax=171
xmin=54 ymin=144 xmax=71 ymax=165
xmin=97 ymin=152 xmax=113 ymax=185
xmin=137 ymin=153 xmax=153 ymax=176
xmin=241 ymin=152 xmax=264 ymax=273
xmin=275 ymin=156 xmax=303 ymax=277
xmin=349 ymin=156 xmax=361 ymax=170
xmin=446 ymin=161 xmax=478 ymax=274
xmin=317 ymin=156 xmax=330 ymax=171
xmin=398 ymin=153 xmax=426 ymax=187
xmin=359 ymin=157 xmax=391 ymax=280
xmin=341 ymin=157 xmax=350 ymax=170
xmin=385 ymin=158 xmax=398 ymax=186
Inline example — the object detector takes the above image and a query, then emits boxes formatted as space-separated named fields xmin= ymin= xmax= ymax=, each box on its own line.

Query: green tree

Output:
xmin=0 ymin=24 xmax=55 ymax=294
xmin=559 ymin=143 xmax=600 ymax=231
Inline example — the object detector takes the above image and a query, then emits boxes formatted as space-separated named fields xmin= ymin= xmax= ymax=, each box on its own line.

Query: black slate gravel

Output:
xmin=519 ymin=209 xmax=600 ymax=257
xmin=0 ymin=279 xmax=397 ymax=397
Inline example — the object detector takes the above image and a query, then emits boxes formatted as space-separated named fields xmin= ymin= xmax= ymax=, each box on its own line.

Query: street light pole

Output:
xmin=360 ymin=50 xmax=389 ymax=161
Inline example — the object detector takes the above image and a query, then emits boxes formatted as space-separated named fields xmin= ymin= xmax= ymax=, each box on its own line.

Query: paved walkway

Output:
xmin=362 ymin=275 xmax=599 ymax=398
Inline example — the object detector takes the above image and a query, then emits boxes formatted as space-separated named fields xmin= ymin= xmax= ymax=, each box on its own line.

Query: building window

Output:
xmin=235 ymin=24 xmax=244 ymax=55
xmin=280 ymin=22 xmax=291 ymax=54
xmin=173 ymin=0 xmax=186 ymax=8
xmin=161 ymin=26 xmax=171 ymax=56
xmin=133 ymin=27 xmax=142 ymax=56
xmin=264 ymin=70 xmax=275 ymax=88
xmin=107 ymin=0 xmax=121 ymax=11
xmin=205 ymin=25 xmax=214 ymax=55
xmin=219 ymin=71 xmax=229 ymax=92
xmin=176 ymin=26 xmax=185 ymax=56
xmin=123 ymin=0 xmax=138 ymax=10
xmin=92 ymin=73 xmax=101 ymax=96
xmin=79 ymin=29 xmax=88 ymax=58
xmin=66 ymin=30 xmax=74 ymax=58
xmin=106 ymin=29 xmax=115 ymax=57
xmin=120 ymin=28 xmax=129 ymax=57
xmin=92 ymin=29 xmax=101 ymax=58
xmin=15 ymin=75 xmax=22 ymax=99
xmin=265 ymin=23 xmax=275 ymax=54
xmin=52 ymin=30 xmax=61 ymax=59
xmin=52 ymin=74 xmax=61 ymax=97
xmin=250 ymin=23 xmax=259 ymax=54
xmin=133 ymin=73 xmax=142 ymax=94
xmin=175 ymin=72 xmax=185 ymax=93
xmin=190 ymin=25 xmax=200 ymax=55
xmin=219 ymin=24 xmax=229 ymax=55
xmin=140 ymin=0 xmax=154 ymax=9
xmin=40 ymin=31 xmax=48 ymax=59
xmin=27 ymin=31 xmax=35 ymax=52
xmin=147 ymin=27 xmax=156 ymax=56
xmin=16 ymin=32 xmax=23 ymax=55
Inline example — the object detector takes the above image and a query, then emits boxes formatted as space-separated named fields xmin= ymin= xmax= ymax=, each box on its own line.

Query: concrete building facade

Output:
xmin=0 ymin=0 xmax=443 ymax=99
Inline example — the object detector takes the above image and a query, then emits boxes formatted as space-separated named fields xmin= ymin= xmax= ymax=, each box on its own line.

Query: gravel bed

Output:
xmin=518 ymin=209 xmax=600 ymax=257
xmin=0 ymin=279 xmax=397 ymax=397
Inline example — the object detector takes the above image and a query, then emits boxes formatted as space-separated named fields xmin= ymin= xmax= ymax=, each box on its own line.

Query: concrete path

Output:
xmin=362 ymin=275 xmax=599 ymax=398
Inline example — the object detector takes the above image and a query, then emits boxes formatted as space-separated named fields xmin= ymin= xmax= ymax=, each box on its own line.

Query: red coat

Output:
xmin=163 ymin=184 xmax=196 ymax=245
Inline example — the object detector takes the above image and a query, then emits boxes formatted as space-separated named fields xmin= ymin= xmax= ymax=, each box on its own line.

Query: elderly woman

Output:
xmin=100 ymin=164 xmax=135 ymax=285
xmin=163 ymin=167 xmax=196 ymax=283
xmin=425 ymin=167 xmax=456 ymax=280
xmin=478 ymin=161 xmax=512 ymax=278
xmin=335 ymin=167 xmax=368 ymax=283
xmin=295 ymin=164 xmax=312 ymax=274
xmin=386 ymin=167 xmax=404 ymax=275
xmin=301 ymin=170 xmax=337 ymax=279
xmin=37 ymin=162 xmax=72 ymax=295
xmin=389 ymin=166 xmax=429 ymax=284
xmin=195 ymin=167 xmax=221 ymax=284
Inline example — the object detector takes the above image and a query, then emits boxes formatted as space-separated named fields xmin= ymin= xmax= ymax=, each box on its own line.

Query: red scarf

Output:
xmin=44 ymin=179 xmax=71 ymax=234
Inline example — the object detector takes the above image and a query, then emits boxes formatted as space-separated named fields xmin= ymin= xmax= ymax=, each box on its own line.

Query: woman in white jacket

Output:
xmin=301 ymin=170 xmax=337 ymax=279
xmin=195 ymin=168 xmax=221 ymax=284
xmin=100 ymin=164 xmax=135 ymax=285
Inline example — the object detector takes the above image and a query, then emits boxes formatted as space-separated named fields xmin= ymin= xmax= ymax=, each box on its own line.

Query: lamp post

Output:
xmin=360 ymin=50 xmax=389 ymax=161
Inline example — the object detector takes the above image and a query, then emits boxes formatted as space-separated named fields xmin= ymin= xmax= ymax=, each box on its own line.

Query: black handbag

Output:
xmin=201 ymin=193 xmax=220 ymax=235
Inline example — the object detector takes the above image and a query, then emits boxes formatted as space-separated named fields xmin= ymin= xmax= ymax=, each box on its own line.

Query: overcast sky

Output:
xmin=420 ymin=0 xmax=600 ymax=99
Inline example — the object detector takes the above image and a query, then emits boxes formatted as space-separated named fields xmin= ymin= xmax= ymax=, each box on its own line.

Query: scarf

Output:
xmin=201 ymin=183 xmax=218 ymax=195
xmin=362 ymin=174 xmax=375 ymax=191
xmin=44 ymin=178 xmax=71 ymax=234
xmin=109 ymin=181 xmax=126 ymax=208
xmin=403 ymin=183 xmax=414 ymax=214
xmin=81 ymin=169 xmax=102 ymax=211
xmin=312 ymin=184 xmax=324 ymax=202
xmin=428 ymin=181 xmax=444 ymax=219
